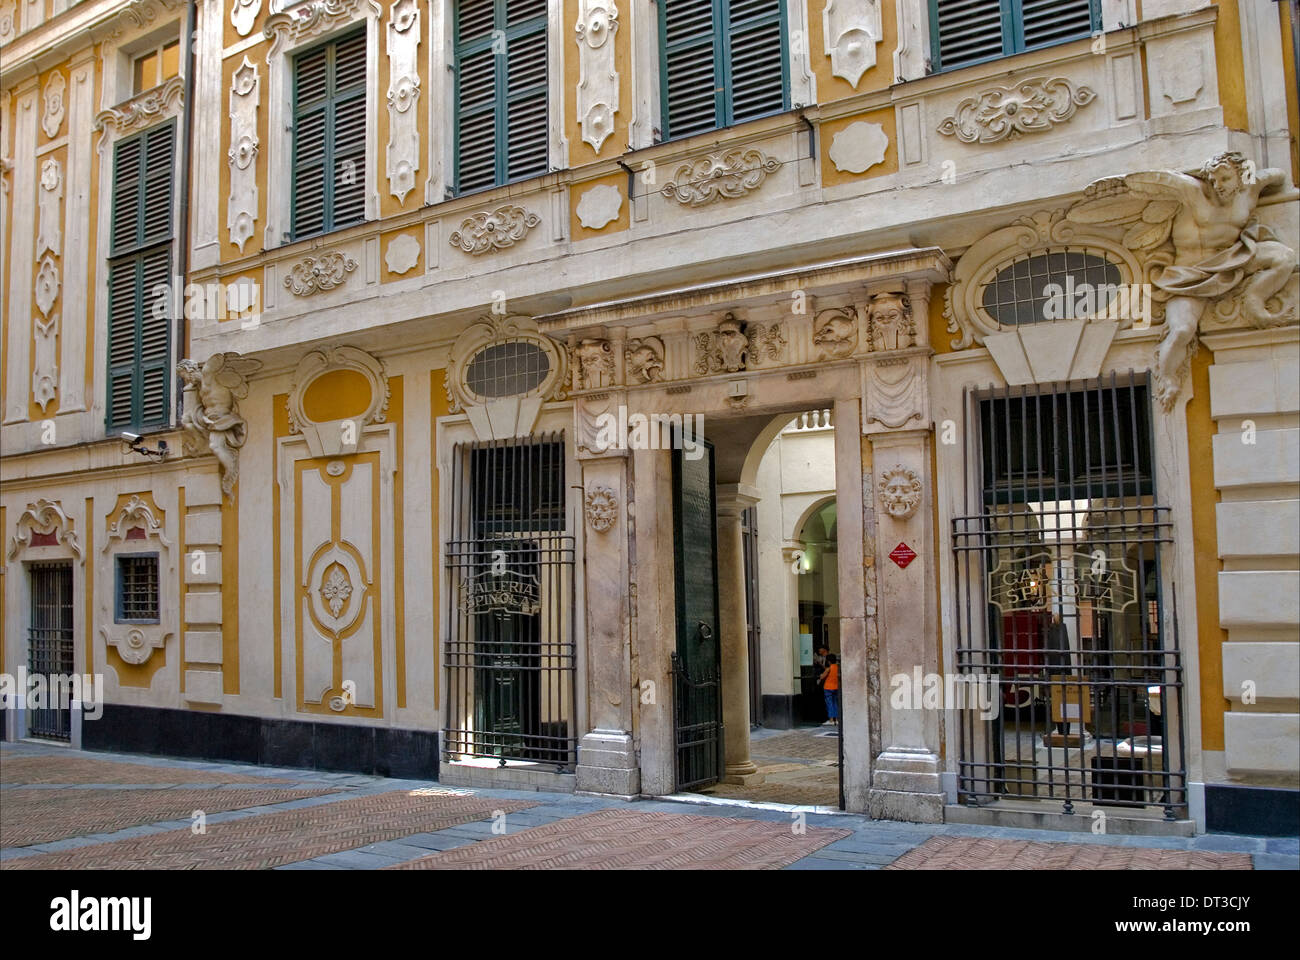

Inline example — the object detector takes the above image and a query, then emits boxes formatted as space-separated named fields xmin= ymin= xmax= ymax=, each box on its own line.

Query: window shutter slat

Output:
xmin=1021 ymin=0 xmax=1093 ymax=49
xmin=933 ymin=0 xmax=1005 ymax=71
xmin=111 ymin=136 xmax=142 ymax=254
xmin=455 ymin=0 xmax=548 ymax=193
xmin=292 ymin=30 xmax=366 ymax=239
xmin=662 ymin=0 xmax=788 ymax=139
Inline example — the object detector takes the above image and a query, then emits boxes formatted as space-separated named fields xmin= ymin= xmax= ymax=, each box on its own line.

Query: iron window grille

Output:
xmin=981 ymin=248 xmax=1125 ymax=327
xmin=27 ymin=562 xmax=75 ymax=741
xmin=951 ymin=373 xmax=1187 ymax=819
xmin=443 ymin=433 xmax=577 ymax=771
xmin=116 ymin=553 xmax=161 ymax=623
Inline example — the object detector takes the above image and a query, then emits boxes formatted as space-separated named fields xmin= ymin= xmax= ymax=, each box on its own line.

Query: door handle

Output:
xmin=696 ymin=621 xmax=713 ymax=643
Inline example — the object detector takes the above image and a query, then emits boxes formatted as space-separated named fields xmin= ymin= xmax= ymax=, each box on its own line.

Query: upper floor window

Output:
xmin=453 ymin=0 xmax=549 ymax=193
xmin=107 ymin=122 xmax=175 ymax=434
xmin=659 ymin=0 xmax=789 ymax=141
xmin=291 ymin=29 xmax=367 ymax=240
xmin=132 ymin=39 xmax=180 ymax=94
xmin=929 ymin=0 xmax=1099 ymax=73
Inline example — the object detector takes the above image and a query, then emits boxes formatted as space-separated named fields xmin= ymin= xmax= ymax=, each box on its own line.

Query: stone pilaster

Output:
xmin=574 ymin=435 xmax=640 ymax=796
xmin=717 ymin=483 xmax=762 ymax=784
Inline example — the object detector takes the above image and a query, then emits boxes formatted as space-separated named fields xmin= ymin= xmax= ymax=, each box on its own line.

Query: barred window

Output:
xmin=116 ymin=554 xmax=160 ymax=623
xmin=982 ymin=250 xmax=1123 ymax=326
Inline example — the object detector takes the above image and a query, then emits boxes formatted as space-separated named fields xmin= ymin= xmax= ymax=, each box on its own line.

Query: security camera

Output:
xmin=121 ymin=432 xmax=141 ymax=443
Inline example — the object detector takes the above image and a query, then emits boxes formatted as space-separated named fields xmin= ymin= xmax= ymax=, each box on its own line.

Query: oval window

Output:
xmin=465 ymin=341 xmax=550 ymax=399
xmin=982 ymin=250 xmax=1123 ymax=326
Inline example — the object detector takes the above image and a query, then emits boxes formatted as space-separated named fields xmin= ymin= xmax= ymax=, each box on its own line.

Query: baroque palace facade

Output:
xmin=1 ymin=0 xmax=1297 ymax=835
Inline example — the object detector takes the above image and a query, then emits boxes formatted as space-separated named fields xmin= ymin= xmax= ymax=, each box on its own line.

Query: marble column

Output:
xmin=717 ymin=483 xmax=762 ymax=784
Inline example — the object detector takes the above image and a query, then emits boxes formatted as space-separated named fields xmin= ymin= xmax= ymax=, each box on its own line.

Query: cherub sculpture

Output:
xmin=177 ymin=353 xmax=263 ymax=499
xmin=1068 ymin=152 xmax=1297 ymax=410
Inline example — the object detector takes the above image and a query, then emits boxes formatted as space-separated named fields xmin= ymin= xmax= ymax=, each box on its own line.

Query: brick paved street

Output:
xmin=1 ymin=742 xmax=1295 ymax=871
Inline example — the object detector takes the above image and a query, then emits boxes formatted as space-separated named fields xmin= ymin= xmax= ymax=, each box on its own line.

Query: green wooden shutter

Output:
xmin=1020 ymin=0 xmax=1095 ymax=51
xmin=292 ymin=30 xmax=367 ymax=240
xmin=724 ymin=0 xmax=787 ymax=125
xmin=107 ymin=122 xmax=174 ymax=432
xmin=929 ymin=0 xmax=1008 ymax=72
xmin=660 ymin=0 xmax=721 ymax=140
xmin=331 ymin=30 xmax=368 ymax=227
xmin=292 ymin=44 xmax=329 ymax=238
xmin=454 ymin=0 xmax=548 ymax=194
xmin=660 ymin=0 xmax=788 ymax=140
xmin=930 ymin=0 xmax=1098 ymax=72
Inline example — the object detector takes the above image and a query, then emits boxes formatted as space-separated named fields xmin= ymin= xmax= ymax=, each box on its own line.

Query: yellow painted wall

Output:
xmin=810 ymin=0 xmax=899 ymax=101
xmin=563 ymin=0 xmax=634 ymax=166
xmin=820 ymin=107 xmax=898 ymax=187
xmin=1212 ymin=0 xmax=1249 ymax=131
xmin=569 ymin=170 xmax=631 ymax=240
xmin=1187 ymin=347 xmax=1228 ymax=752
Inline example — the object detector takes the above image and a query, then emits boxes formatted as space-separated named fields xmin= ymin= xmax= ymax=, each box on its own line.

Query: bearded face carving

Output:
xmin=867 ymin=292 xmax=915 ymax=352
xmin=879 ymin=465 xmax=923 ymax=519
xmin=575 ymin=338 xmax=615 ymax=389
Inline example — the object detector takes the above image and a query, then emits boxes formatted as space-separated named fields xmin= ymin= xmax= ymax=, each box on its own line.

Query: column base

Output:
xmin=722 ymin=761 xmax=764 ymax=786
xmin=575 ymin=730 xmax=641 ymax=797
xmin=868 ymin=748 xmax=945 ymax=823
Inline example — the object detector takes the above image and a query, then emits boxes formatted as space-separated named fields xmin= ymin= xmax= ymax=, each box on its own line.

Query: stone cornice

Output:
xmin=535 ymin=249 xmax=952 ymax=333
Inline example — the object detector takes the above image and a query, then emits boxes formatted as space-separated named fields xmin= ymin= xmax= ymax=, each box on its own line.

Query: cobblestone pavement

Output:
xmin=697 ymin=726 xmax=842 ymax=806
xmin=390 ymin=808 xmax=850 ymax=870
xmin=885 ymin=835 xmax=1254 ymax=870
xmin=2 ymin=742 xmax=1296 ymax=871
xmin=1 ymin=786 xmax=335 ymax=847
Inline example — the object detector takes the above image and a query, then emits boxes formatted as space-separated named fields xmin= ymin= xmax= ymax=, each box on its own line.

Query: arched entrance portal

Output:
xmin=684 ymin=410 xmax=846 ymax=807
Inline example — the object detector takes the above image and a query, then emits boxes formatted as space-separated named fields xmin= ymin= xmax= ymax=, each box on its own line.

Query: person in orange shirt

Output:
xmin=819 ymin=655 xmax=840 ymax=727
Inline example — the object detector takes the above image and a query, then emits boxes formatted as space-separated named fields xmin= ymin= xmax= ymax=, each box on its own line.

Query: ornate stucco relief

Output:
xmin=384 ymin=233 xmax=420 ymax=274
xmin=177 ymin=353 xmax=263 ymax=499
xmin=287 ymin=345 xmax=389 ymax=456
xmin=33 ymin=312 xmax=59 ymax=412
xmin=937 ymin=77 xmax=1096 ymax=144
xmin=231 ymin=0 xmax=262 ymax=36
xmin=36 ymin=157 xmax=62 ymax=257
xmin=585 ymin=485 xmax=619 ymax=533
xmin=385 ymin=0 xmax=421 ymax=204
xmin=625 ymin=336 xmax=664 ymax=384
xmin=828 ymin=120 xmax=888 ymax=174
xmin=1067 ymin=152 xmax=1297 ymax=409
xmin=661 ymin=149 xmax=781 ymax=206
xmin=263 ymin=0 xmax=369 ymax=60
xmin=866 ymin=290 xmax=916 ymax=352
xmin=93 ymin=74 xmax=184 ymax=153
xmin=863 ymin=357 xmax=927 ymax=433
xmin=823 ymin=0 xmax=882 ymax=89
xmin=449 ymin=205 xmax=541 ymax=255
xmin=0 ymin=2 xmax=16 ymax=45
xmin=576 ymin=183 xmax=622 ymax=230
xmin=574 ymin=337 xmax=616 ymax=390
xmin=41 ymin=71 xmax=66 ymax=138
xmin=813 ymin=306 xmax=858 ymax=360
xmin=878 ymin=465 xmax=923 ymax=519
xmin=104 ymin=494 xmax=172 ymax=549
xmin=227 ymin=57 xmax=260 ymax=254
xmin=283 ymin=250 xmax=358 ymax=295
xmin=8 ymin=499 xmax=82 ymax=563
xmin=575 ymin=0 xmax=620 ymax=153
xmin=693 ymin=314 xmax=787 ymax=374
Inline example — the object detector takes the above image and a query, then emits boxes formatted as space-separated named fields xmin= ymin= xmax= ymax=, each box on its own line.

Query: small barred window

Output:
xmin=465 ymin=341 xmax=550 ymax=399
xmin=982 ymin=250 xmax=1122 ymax=326
xmin=116 ymin=554 xmax=160 ymax=622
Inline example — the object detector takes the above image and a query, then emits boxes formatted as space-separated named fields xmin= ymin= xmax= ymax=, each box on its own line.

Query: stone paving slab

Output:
xmin=1 ymin=790 xmax=536 ymax=870
xmin=884 ymin=836 xmax=1254 ymax=870
xmin=390 ymin=808 xmax=851 ymax=870
xmin=0 ymin=751 xmax=292 ymax=786
xmin=1 ymin=786 xmax=335 ymax=848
